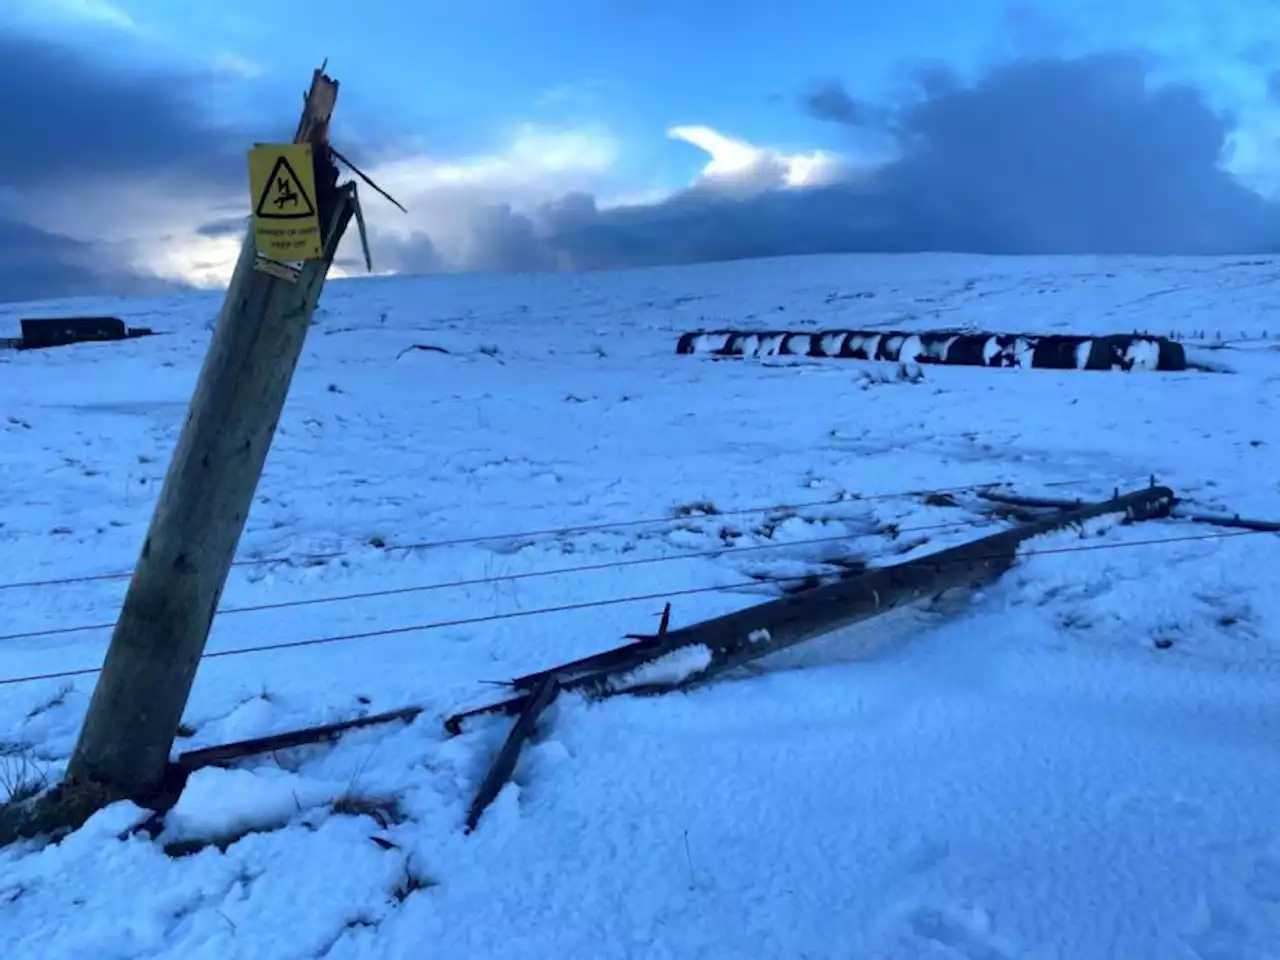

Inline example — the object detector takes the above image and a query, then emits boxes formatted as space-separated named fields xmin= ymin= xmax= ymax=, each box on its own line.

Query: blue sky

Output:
xmin=5 ymin=1 xmax=1020 ymax=184
xmin=2 ymin=0 xmax=1280 ymax=301
xmin=17 ymin=0 xmax=1271 ymax=182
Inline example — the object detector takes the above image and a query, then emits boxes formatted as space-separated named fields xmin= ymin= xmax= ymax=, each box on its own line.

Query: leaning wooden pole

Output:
xmin=65 ymin=68 xmax=353 ymax=803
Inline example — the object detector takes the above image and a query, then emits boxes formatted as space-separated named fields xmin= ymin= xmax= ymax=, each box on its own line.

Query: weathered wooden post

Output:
xmin=62 ymin=67 xmax=356 ymax=804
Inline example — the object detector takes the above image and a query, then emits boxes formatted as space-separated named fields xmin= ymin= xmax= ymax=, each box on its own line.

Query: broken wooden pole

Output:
xmin=64 ymin=67 xmax=354 ymax=805
xmin=447 ymin=484 xmax=1174 ymax=833
xmin=975 ymin=490 xmax=1280 ymax=534
xmin=974 ymin=491 xmax=1086 ymax=511
xmin=628 ymin=483 xmax=1173 ymax=692
xmin=455 ymin=483 xmax=1175 ymax=716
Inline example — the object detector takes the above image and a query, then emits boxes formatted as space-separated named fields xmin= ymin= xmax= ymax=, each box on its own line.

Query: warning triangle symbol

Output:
xmin=254 ymin=155 xmax=317 ymax=220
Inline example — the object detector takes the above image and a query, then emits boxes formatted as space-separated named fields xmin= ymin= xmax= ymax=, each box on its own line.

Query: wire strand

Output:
xmin=0 ymin=477 xmax=1095 ymax=593
xmin=0 ymin=513 xmax=1005 ymax=644
xmin=0 ymin=522 xmax=1270 ymax=689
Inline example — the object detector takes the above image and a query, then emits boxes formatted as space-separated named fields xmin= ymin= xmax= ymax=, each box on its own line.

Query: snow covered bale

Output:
xmin=1030 ymin=335 xmax=1092 ymax=369
xmin=677 ymin=328 xmax=1188 ymax=371
xmin=875 ymin=333 xmax=905 ymax=362
xmin=676 ymin=330 xmax=736 ymax=355
xmin=1084 ymin=334 xmax=1187 ymax=371
xmin=840 ymin=332 xmax=880 ymax=360
xmin=784 ymin=333 xmax=818 ymax=356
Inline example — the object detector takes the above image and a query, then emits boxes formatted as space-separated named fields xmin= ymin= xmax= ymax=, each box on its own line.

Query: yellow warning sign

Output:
xmin=248 ymin=143 xmax=323 ymax=261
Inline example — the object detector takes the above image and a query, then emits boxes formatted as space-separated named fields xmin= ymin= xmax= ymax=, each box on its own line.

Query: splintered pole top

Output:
xmin=294 ymin=67 xmax=339 ymax=146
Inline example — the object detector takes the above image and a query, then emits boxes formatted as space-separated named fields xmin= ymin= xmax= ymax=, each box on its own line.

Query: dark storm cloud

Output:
xmin=803 ymin=80 xmax=876 ymax=126
xmin=0 ymin=30 xmax=244 ymax=190
xmin=363 ymin=230 xmax=444 ymax=275
xmin=195 ymin=216 xmax=250 ymax=239
xmin=9 ymin=23 xmax=1279 ymax=298
xmin=386 ymin=51 xmax=1276 ymax=276
xmin=875 ymin=52 xmax=1270 ymax=255
xmin=0 ymin=220 xmax=188 ymax=305
xmin=465 ymin=204 xmax=558 ymax=273
xmin=0 ymin=26 xmax=257 ymax=303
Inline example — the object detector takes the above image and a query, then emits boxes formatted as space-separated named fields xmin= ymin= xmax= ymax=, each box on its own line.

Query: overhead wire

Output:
xmin=0 ymin=511 xmax=1009 ymax=643
xmin=0 ymin=521 xmax=1272 ymax=689
xmin=0 ymin=476 xmax=1100 ymax=594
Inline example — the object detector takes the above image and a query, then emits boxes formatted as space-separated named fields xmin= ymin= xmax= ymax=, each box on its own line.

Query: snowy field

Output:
xmin=2 ymin=252 xmax=1280 ymax=959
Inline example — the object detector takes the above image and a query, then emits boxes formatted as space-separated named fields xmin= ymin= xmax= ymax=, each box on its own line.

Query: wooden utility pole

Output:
xmin=64 ymin=67 xmax=355 ymax=801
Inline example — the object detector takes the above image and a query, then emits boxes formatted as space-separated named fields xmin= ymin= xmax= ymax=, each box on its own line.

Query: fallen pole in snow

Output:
xmin=448 ymin=482 xmax=1175 ymax=830
xmin=974 ymin=490 xmax=1280 ymax=534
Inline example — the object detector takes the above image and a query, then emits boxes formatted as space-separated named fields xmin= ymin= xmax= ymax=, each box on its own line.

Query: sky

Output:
xmin=3 ymin=0 xmax=1280 ymax=303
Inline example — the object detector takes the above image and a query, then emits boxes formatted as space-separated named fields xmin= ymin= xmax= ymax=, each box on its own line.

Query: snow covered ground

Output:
xmin=2 ymin=252 xmax=1280 ymax=959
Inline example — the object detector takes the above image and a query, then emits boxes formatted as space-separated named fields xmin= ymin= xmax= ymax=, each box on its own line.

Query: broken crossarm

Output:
xmin=463 ymin=674 xmax=559 ymax=834
xmin=177 ymin=705 xmax=425 ymax=772
xmin=441 ymin=603 xmax=673 ymax=737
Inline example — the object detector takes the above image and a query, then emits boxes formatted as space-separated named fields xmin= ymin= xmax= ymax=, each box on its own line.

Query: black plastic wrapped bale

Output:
xmin=1084 ymin=335 xmax=1134 ymax=371
xmin=1084 ymin=334 xmax=1187 ymax=372
xmin=1031 ymin=335 xmax=1090 ymax=369
xmin=874 ymin=334 xmax=904 ymax=362
xmin=985 ymin=335 xmax=1020 ymax=367
xmin=725 ymin=332 xmax=799 ymax=358
xmin=1157 ymin=338 xmax=1188 ymax=371
xmin=754 ymin=332 xmax=790 ymax=357
xmin=782 ymin=333 xmax=816 ymax=356
xmin=675 ymin=331 xmax=701 ymax=355
xmin=675 ymin=331 xmax=736 ymax=356
xmin=839 ymin=332 xmax=877 ymax=360
xmin=916 ymin=332 xmax=960 ymax=362
xmin=21 ymin=317 xmax=127 ymax=350
xmin=943 ymin=334 xmax=995 ymax=366
xmin=814 ymin=331 xmax=846 ymax=357
xmin=676 ymin=328 xmax=1188 ymax=372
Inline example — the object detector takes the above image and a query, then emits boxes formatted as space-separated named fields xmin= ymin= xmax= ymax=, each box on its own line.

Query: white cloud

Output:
xmin=668 ymin=125 xmax=846 ymax=193
xmin=127 ymin=234 xmax=242 ymax=289
xmin=13 ymin=120 xmax=846 ymax=287
xmin=62 ymin=0 xmax=135 ymax=29
xmin=1227 ymin=113 xmax=1280 ymax=199
xmin=23 ymin=0 xmax=137 ymax=30
xmin=368 ymin=125 xmax=619 ymax=196
xmin=357 ymin=125 xmax=621 ymax=267
xmin=358 ymin=123 xmax=852 ymax=268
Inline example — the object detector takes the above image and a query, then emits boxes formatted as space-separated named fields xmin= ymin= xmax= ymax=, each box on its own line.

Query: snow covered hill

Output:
xmin=3 ymin=252 xmax=1280 ymax=959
